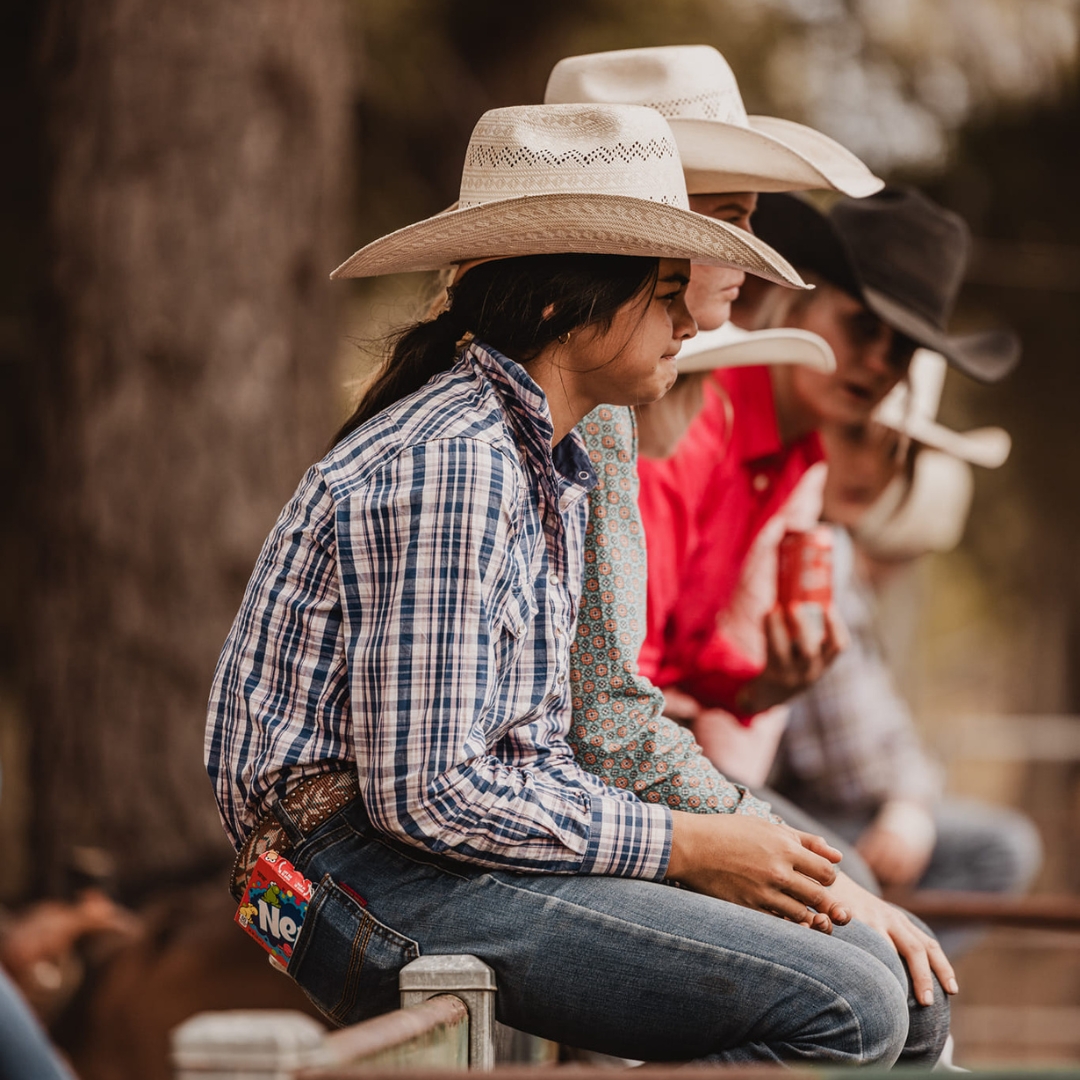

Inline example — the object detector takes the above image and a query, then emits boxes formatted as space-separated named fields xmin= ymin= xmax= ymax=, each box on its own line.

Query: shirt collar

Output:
xmin=718 ymin=364 xmax=825 ymax=467
xmin=466 ymin=340 xmax=598 ymax=494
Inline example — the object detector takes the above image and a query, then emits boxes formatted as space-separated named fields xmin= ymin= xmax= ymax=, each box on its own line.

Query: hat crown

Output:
xmin=545 ymin=46 xmax=749 ymax=126
xmin=876 ymin=349 xmax=946 ymax=431
xmin=459 ymin=103 xmax=689 ymax=210
xmin=832 ymin=188 xmax=970 ymax=330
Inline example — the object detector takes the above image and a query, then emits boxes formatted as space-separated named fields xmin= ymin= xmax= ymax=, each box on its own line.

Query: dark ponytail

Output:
xmin=332 ymin=252 xmax=658 ymax=446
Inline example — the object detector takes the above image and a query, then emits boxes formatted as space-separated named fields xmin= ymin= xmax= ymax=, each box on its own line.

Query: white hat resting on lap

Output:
xmin=545 ymin=45 xmax=883 ymax=197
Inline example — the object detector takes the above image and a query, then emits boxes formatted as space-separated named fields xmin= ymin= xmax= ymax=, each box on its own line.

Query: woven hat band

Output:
xmin=459 ymin=105 xmax=689 ymax=210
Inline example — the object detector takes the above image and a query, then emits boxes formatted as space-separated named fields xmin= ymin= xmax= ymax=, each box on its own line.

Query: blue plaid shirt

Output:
xmin=206 ymin=341 xmax=671 ymax=879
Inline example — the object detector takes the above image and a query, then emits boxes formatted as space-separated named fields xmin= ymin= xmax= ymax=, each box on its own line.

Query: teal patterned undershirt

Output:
xmin=569 ymin=405 xmax=775 ymax=819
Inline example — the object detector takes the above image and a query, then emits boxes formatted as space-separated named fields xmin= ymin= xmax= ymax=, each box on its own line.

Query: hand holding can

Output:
xmin=776 ymin=527 xmax=834 ymax=656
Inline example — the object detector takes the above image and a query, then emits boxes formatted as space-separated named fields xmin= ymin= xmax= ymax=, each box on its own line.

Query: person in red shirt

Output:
xmin=639 ymin=189 xmax=1019 ymax=763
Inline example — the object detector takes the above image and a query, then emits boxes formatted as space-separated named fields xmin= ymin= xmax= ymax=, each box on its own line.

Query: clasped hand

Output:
xmin=666 ymin=811 xmax=957 ymax=1007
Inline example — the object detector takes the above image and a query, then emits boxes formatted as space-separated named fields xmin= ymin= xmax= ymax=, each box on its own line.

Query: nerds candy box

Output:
xmin=235 ymin=851 xmax=313 ymax=967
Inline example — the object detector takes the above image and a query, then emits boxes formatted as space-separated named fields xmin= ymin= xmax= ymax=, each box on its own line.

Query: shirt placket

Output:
xmin=536 ymin=455 xmax=590 ymax=694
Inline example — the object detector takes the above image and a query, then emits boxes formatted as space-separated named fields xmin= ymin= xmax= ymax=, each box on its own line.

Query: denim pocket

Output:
xmin=288 ymin=873 xmax=420 ymax=1027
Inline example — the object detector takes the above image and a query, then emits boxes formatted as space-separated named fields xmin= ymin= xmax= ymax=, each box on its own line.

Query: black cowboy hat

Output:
xmin=751 ymin=188 xmax=1021 ymax=383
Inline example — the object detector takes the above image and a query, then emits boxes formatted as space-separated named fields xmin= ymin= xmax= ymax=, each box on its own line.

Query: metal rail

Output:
xmin=171 ymin=955 xmax=497 ymax=1078
xmin=886 ymin=889 xmax=1080 ymax=931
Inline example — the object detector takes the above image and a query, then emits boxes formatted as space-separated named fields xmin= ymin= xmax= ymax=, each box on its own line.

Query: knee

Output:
xmin=933 ymin=801 xmax=1043 ymax=895
xmin=901 ymin=979 xmax=951 ymax=1067
xmin=840 ymin=956 xmax=911 ymax=1067
xmin=798 ymin=936 xmax=909 ymax=1066
xmin=991 ymin=810 xmax=1043 ymax=893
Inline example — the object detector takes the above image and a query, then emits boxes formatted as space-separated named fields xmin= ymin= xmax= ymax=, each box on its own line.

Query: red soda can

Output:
xmin=776 ymin=527 xmax=833 ymax=652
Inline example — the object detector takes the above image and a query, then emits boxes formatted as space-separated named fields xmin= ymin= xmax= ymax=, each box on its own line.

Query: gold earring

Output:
xmin=557 ymin=331 xmax=572 ymax=345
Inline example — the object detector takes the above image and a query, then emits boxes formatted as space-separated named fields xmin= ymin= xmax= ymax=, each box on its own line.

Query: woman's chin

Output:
xmin=691 ymin=301 xmax=732 ymax=333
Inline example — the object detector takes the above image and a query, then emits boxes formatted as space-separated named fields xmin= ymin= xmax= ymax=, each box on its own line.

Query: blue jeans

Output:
xmin=276 ymin=797 xmax=948 ymax=1066
xmin=0 ymin=967 xmax=73 ymax=1080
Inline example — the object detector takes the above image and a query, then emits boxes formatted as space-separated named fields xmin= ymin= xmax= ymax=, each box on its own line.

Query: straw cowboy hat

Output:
xmin=854 ymin=348 xmax=1012 ymax=558
xmin=751 ymin=189 xmax=1022 ymax=383
xmin=854 ymin=449 xmax=975 ymax=559
xmin=676 ymin=321 xmax=835 ymax=375
xmin=875 ymin=349 xmax=1012 ymax=468
xmin=331 ymin=104 xmax=807 ymax=286
xmin=544 ymin=45 xmax=883 ymax=197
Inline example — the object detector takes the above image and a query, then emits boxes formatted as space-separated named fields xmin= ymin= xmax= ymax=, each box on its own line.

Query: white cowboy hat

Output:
xmin=544 ymin=46 xmax=883 ymax=198
xmin=331 ymin=104 xmax=807 ymax=287
xmin=676 ymin=321 xmax=835 ymax=374
xmin=854 ymin=449 xmax=974 ymax=559
xmin=874 ymin=349 xmax=1012 ymax=468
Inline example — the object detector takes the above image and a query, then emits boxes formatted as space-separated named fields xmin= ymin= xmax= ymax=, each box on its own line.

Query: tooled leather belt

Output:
xmin=230 ymin=769 xmax=359 ymax=900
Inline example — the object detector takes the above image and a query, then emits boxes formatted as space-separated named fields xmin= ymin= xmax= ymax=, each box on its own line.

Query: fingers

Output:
xmin=890 ymin=916 xmax=959 ymax=1006
xmin=787 ymin=604 xmax=820 ymax=661
xmin=794 ymin=828 xmax=844 ymax=865
xmin=811 ymin=889 xmax=852 ymax=926
xmin=823 ymin=604 xmax=849 ymax=657
xmin=763 ymin=891 xmax=820 ymax=927
xmin=765 ymin=608 xmax=794 ymax=671
xmin=900 ymin=933 xmax=936 ymax=1006
xmin=788 ymin=909 xmax=834 ymax=935
xmin=774 ymin=865 xmax=850 ymax=926
xmin=924 ymin=932 xmax=959 ymax=998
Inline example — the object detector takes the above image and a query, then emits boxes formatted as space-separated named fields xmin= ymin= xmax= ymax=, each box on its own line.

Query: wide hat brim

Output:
xmin=330 ymin=193 xmax=808 ymax=288
xmin=861 ymin=286 xmax=1021 ymax=385
xmin=668 ymin=116 xmax=884 ymax=198
xmin=677 ymin=325 xmax=835 ymax=374
xmin=878 ymin=408 xmax=1012 ymax=469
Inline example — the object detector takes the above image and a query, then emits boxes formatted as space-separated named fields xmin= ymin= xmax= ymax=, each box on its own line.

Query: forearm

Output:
xmin=570 ymin=694 xmax=777 ymax=819
xmin=363 ymin=755 xmax=671 ymax=878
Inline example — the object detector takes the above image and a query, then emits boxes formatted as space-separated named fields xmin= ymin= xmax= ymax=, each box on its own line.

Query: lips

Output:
xmin=842 ymin=381 xmax=874 ymax=402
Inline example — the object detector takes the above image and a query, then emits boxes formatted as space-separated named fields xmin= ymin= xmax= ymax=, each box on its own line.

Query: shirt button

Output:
xmin=752 ymin=473 xmax=769 ymax=492
xmin=578 ymin=470 xmax=591 ymax=482
xmin=556 ymin=673 xmax=566 ymax=685
xmin=555 ymin=626 xmax=563 ymax=637
xmin=548 ymin=571 xmax=560 ymax=586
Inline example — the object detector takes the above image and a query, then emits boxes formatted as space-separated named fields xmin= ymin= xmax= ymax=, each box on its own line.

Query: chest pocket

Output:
xmin=498 ymin=577 xmax=538 ymax=642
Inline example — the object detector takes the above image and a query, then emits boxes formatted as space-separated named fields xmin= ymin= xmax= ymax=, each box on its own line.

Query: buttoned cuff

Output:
xmin=578 ymin=794 xmax=672 ymax=881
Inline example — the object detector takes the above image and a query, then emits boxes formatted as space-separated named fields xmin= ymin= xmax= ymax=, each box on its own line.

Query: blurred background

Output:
xmin=0 ymin=0 xmax=1078 ymax=1073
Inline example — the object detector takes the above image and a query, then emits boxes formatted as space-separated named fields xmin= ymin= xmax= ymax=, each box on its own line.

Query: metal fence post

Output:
xmin=399 ymin=955 xmax=496 ymax=1070
xmin=171 ymin=1009 xmax=327 ymax=1078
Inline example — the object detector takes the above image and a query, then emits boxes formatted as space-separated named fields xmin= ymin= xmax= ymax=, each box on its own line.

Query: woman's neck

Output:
xmin=523 ymin=351 xmax=597 ymax=447
xmin=769 ymin=365 xmax=818 ymax=445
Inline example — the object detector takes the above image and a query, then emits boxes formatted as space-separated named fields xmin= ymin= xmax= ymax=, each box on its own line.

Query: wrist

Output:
xmin=665 ymin=810 xmax=697 ymax=882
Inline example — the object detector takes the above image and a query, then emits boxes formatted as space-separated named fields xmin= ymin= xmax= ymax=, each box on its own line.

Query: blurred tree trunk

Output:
xmin=30 ymin=0 xmax=354 ymax=894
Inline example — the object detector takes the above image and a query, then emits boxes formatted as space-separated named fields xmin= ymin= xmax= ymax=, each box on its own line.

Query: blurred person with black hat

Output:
xmin=640 ymin=188 xmax=1019 ymax=752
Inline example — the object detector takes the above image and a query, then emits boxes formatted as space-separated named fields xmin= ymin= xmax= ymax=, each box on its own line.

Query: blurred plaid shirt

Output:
xmin=205 ymin=340 xmax=671 ymax=880
xmin=771 ymin=526 xmax=943 ymax=814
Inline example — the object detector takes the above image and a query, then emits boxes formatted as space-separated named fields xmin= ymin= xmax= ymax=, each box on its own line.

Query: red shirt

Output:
xmin=637 ymin=364 xmax=824 ymax=717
